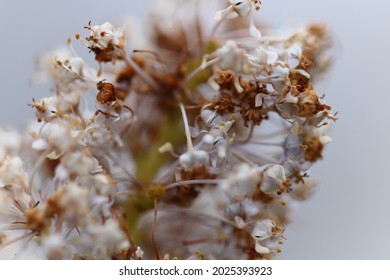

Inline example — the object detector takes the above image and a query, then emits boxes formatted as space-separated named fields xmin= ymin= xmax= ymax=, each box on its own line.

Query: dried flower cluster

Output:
xmin=0 ymin=0 xmax=335 ymax=259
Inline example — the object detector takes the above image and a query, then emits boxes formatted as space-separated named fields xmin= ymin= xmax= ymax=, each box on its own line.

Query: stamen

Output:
xmin=28 ymin=148 xmax=53 ymax=194
xmin=183 ymin=57 xmax=220 ymax=86
xmin=179 ymin=102 xmax=193 ymax=150
xmin=123 ymin=52 xmax=159 ymax=90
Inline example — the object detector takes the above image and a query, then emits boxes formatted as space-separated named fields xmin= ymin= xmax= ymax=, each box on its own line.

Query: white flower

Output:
xmin=179 ymin=149 xmax=209 ymax=171
xmin=29 ymin=97 xmax=58 ymax=123
xmin=33 ymin=46 xmax=73 ymax=85
xmin=135 ymin=246 xmax=144 ymax=259
xmin=33 ymin=45 xmax=98 ymax=93
xmin=249 ymin=44 xmax=279 ymax=67
xmin=49 ymin=182 xmax=89 ymax=225
xmin=251 ymin=219 xmax=274 ymax=254
xmin=260 ymin=164 xmax=287 ymax=194
xmin=207 ymin=40 xmax=249 ymax=92
xmin=54 ymin=51 xmax=93 ymax=83
xmin=85 ymin=22 xmax=124 ymax=50
xmin=215 ymin=0 xmax=262 ymax=38
xmin=56 ymin=56 xmax=85 ymax=80
xmin=42 ymin=234 xmax=72 ymax=260
xmin=0 ymin=128 xmax=21 ymax=161
xmin=220 ymin=163 xmax=260 ymax=198
xmin=287 ymin=44 xmax=302 ymax=68
xmin=201 ymin=109 xmax=234 ymax=161
xmin=268 ymin=65 xmax=290 ymax=94
xmin=55 ymin=150 xmax=101 ymax=179
xmin=0 ymin=156 xmax=27 ymax=187
xmin=77 ymin=220 xmax=128 ymax=259
xmin=32 ymin=122 xmax=74 ymax=159
xmin=215 ymin=40 xmax=248 ymax=72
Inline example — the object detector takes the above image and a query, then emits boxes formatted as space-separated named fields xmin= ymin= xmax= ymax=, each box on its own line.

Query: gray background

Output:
xmin=1 ymin=0 xmax=389 ymax=259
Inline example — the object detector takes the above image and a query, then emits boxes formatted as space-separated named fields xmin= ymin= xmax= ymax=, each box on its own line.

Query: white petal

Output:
xmin=289 ymin=44 xmax=302 ymax=57
xmin=233 ymin=1 xmax=252 ymax=17
xmin=255 ymin=94 xmax=263 ymax=107
xmin=266 ymin=164 xmax=285 ymax=180
xmin=320 ymin=135 xmax=332 ymax=144
xmin=192 ymin=150 xmax=209 ymax=164
xmin=249 ymin=15 xmax=261 ymax=38
xmin=288 ymin=57 xmax=300 ymax=68
xmin=202 ymin=134 xmax=214 ymax=145
xmin=214 ymin=6 xmax=235 ymax=21
xmin=255 ymin=242 xmax=270 ymax=254
xmin=294 ymin=69 xmax=311 ymax=79
xmin=135 ymin=247 xmax=144 ymax=258
xmin=284 ymin=91 xmax=299 ymax=104
xmin=252 ymin=219 xmax=274 ymax=241
xmin=234 ymin=216 xmax=247 ymax=229
xmin=266 ymin=50 xmax=278 ymax=64
xmin=32 ymin=139 xmax=49 ymax=150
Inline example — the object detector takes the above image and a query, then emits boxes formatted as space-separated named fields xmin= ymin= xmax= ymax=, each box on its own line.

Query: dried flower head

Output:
xmin=0 ymin=0 xmax=336 ymax=260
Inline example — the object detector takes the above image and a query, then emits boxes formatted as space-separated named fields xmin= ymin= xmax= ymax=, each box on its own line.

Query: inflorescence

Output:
xmin=0 ymin=0 xmax=336 ymax=259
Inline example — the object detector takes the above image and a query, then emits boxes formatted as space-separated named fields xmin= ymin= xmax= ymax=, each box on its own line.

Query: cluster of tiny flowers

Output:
xmin=0 ymin=0 xmax=336 ymax=259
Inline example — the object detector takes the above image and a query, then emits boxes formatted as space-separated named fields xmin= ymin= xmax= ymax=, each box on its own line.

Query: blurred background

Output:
xmin=0 ymin=0 xmax=389 ymax=259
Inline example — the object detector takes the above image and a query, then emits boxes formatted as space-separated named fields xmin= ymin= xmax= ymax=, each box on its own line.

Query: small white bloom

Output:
xmin=54 ymin=55 xmax=93 ymax=87
xmin=203 ymin=41 xmax=248 ymax=92
xmin=234 ymin=216 xmax=247 ymax=229
xmin=320 ymin=135 xmax=332 ymax=144
xmin=215 ymin=40 xmax=248 ymax=73
xmin=251 ymin=219 xmax=273 ymax=241
xmin=201 ymin=109 xmax=234 ymax=163
xmin=179 ymin=149 xmax=209 ymax=171
xmin=215 ymin=1 xmax=262 ymax=38
xmin=85 ymin=22 xmax=124 ymax=50
xmin=251 ymin=219 xmax=274 ymax=254
xmin=135 ymin=246 xmax=144 ymax=259
xmin=42 ymin=234 xmax=72 ymax=260
xmin=250 ymin=45 xmax=279 ymax=67
xmin=287 ymin=44 xmax=302 ymax=68
xmin=51 ymin=182 xmax=89 ymax=224
xmin=268 ymin=65 xmax=290 ymax=94
xmin=0 ymin=156 xmax=27 ymax=187
xmin=220 ymin=163 xmax=260 ymax=198
xmin=260 ymin=164 xmax=286 ymax=194
xmin=0 ymin=128 xmax=21 ymax=161
xmin=29 ymin=96 xmax=58 ymax=123
xmin=33 ymin=122 xmax=74 ymax=159
xmin=79 ymin=220 xmax=128 ymax=259
xmin=56 ymin=150 xmax=100 ymax=179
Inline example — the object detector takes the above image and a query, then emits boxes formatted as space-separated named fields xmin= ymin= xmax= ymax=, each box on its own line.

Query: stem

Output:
xmin=166 ymin=207 xmax=240 ymax=230
xmin=151 ymin=195 xmax=160 ymax=260
xmin=122 ymin=50 xmax=159 ymax=90
xmin=105 ymin=151 xmax=143 ymax=190
xmin=209 ymin=6 xmax=234 ymax=40
xmin=28 ymin=148 xmax=52 ymax=196
xmin=165 ymin=179 xmax=221 ymax=190
xmin=183 ymin=57 xmax=219 ymax=86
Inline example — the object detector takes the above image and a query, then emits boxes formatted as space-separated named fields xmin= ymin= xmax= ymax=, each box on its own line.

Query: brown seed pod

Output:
xmin=96 ymin=81 xmax=117 ymax=105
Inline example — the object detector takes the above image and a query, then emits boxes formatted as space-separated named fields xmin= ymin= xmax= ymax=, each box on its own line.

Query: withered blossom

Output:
xmin=0 ymin=0 xmax=336 ymax=259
